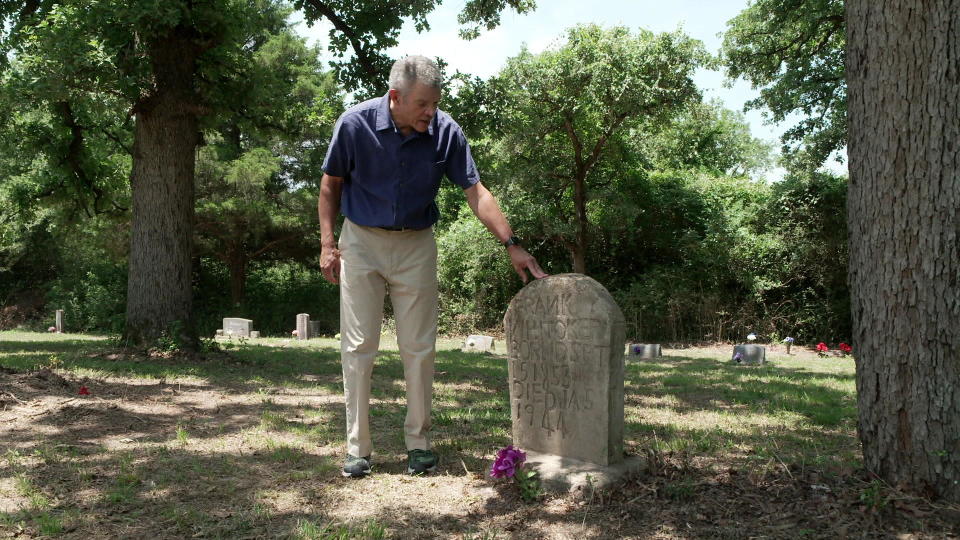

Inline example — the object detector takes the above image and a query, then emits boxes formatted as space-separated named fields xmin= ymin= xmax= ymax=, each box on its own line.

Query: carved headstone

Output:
xmin=222 ymin=318 xmax=253 ymax=337
xmin=462 ymin=334 xmax=495 ymax=353
xmin=504 ymin=274 xmax=625 ymax=466
xmin=308 ymin=320 xmax=321 ymax=338
xmin=296 ymin=314 xmax=310 ymax=341
xmin=732 ymin=344 xmax=766 ymax=365
xmin=55 ymin=309 xmax=64 ymax=333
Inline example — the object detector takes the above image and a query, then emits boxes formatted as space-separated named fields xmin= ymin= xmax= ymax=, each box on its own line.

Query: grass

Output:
xmin=0 ymin=330 xmax=955 ymax=538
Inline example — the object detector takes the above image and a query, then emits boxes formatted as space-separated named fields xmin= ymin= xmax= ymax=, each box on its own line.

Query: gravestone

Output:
xmin=732 ymin=344 xmax=766 ymax=365
xmin=308 ymin=321 xmax=321 ymax=338
xmin=627 ymin=343 xmax=662 ymax=358
xmin=249 ymin=331 xmax=260 ymax=339
xmin=222 ymin=318 xmax=253 ymax=337
xmin=462 ymin=335 xmax=495 ymax=353
xmin=296 ymin=314 xmax=310 ymax=340
xmin=55 ymin=309 xmax=64 ymax=333
xmin=504 ymin=273 xmax=625 ymax=467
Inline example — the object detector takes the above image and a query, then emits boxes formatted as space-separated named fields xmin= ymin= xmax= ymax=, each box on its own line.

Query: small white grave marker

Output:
xmin=461 ymin=335 xmax=495 ymax=353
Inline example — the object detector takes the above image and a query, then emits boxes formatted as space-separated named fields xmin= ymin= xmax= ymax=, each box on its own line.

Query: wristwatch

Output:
xmin=502 ymin=236 xmax=521 ymax=248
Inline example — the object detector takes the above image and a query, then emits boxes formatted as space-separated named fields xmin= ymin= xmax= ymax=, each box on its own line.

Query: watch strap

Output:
xmin=503 ymin=236 xmax=521 ymax=248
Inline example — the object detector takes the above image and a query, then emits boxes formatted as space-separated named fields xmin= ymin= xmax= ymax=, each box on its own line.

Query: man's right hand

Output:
xmin=320 ymin=245 xmax=341 ymax=284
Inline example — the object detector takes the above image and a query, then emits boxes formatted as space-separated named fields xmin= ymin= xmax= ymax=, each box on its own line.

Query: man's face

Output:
xmin=390 ymin=82 xmax=441 ymax=133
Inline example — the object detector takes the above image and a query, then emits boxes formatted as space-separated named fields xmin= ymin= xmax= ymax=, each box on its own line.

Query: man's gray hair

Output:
xmin=389 ymin=55 xmax=442 ymax=92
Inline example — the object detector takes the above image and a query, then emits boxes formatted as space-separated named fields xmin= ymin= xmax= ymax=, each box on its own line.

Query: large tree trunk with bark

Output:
xmin=124 ymin=28 xmax=203 ymax=348
xmin=846 ymin=0 xmax=959 ymax=501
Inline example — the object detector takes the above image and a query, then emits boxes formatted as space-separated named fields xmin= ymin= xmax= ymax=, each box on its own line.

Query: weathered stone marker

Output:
xmin=55 ymin=309 xmax=64 ymax=333
xmin=308 ymin=320 xmax=321 ymax=338
xmin=462 ymin=334 xmax=495 ymax=353
xmin=627 ymin=343 xmax=662 ymax=358
xmin=732 ymin=344 xmax=766 ymax=365
xmin=504 ymin=273 xmax=625 ymax=467
xmin=222 ymin=317 xmax=253 ymax=337
xmin=296 ymin=313 xmax=310 ymax=340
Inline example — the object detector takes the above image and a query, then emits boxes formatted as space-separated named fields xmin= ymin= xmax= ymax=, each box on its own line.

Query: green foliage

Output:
xmin=293 ymin=0 xmax=537 ymax=95
xmin=9 ymin=215 xmax=128 ymax=334
xmin=647 ymin=100 xmax=773 ymax=178
xmin=759 ymin=172 xmax=850 ymax=341
xmin=721 ymin=0 xmax=846 ymax=170
xmin=294 ymin=518 xmax=386 ymax=540
xmin=436 ymin=213 xmax=519 ymax=333
xmin=477 ymin=24 xmax=707 ymax=271
xmin=515 ymin=467 xmax=541 ymax=503
xmin=46 ymin=263 xmax=127 ymax=335
xmin=435 ymin=24 xmax=849 ymax=341
xmin=194 ymin=260 xmax=338 ymax=337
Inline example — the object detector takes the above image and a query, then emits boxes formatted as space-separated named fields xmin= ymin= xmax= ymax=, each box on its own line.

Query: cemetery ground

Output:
xmin=1 ymin=332 xmax=958 ymax=539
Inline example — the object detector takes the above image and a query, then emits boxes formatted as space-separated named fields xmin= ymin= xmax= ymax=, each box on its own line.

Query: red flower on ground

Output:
xmin=839 ymin=342 xmax=852 ymax=354
xmin=816 ymin=342 xmax=829 ymax=352
xmin=78 ymin=386 xmax=91 ymax=396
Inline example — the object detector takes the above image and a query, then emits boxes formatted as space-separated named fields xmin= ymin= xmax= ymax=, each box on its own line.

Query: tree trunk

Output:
xmin=846 ymin=0 xmax=959 ymax=501
xmin=124 ymin=29 xmax=202 ymax=348
xmin=228 ymin=248 xmax=248 ymax=307
xmin=572 ymin=173 xmax=588 ymax=274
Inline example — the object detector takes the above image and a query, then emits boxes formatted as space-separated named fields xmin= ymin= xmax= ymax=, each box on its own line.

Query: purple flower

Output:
xmin=631 ymin=344 xmax=641 ymax=355
xmin=733 ymin=352 xmax=743 ymax=362
xmin=783 ymin=337 xmax=795 ymax=343
xmin=490 ymin=445 xmax=526 ymax=478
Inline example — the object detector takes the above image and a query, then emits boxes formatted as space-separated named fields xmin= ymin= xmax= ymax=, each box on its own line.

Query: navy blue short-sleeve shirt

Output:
xmin=322 ymin=93 xmax=480 ymax=229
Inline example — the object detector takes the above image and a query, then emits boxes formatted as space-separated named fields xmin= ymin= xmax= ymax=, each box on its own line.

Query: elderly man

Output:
xmin=319 ymin=55 xmax=546 ymax=477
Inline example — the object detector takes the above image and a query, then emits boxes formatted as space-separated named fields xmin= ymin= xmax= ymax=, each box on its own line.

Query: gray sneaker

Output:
xmin=342 ymin=455 xmax=371 ymax=478
xmin=406 ymin=449 xmax=437 ymax=475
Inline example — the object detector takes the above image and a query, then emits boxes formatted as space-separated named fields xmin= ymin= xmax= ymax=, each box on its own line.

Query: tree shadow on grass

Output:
xmin=1 ymin=338 xmax=956 ymax=539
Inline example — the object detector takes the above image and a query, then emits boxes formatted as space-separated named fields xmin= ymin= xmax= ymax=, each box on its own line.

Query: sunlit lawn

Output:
xmin=0 ymin=331 xmax=861 ymax=538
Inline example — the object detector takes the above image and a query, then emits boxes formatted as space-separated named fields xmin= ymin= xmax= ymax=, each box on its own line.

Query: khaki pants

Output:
xmin=338 ymin=219 xmax=438 ymax=458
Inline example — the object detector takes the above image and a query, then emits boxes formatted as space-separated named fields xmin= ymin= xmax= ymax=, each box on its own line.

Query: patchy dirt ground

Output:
xmin=0 ymin=344 xmax=958 ymax=539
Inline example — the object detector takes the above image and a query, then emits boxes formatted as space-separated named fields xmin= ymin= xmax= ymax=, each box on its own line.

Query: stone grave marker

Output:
xmin=462 ymin=335 xmax=495 ymax=353
xmin=296 ymin=314 xmax=310 ymax=340
xmin=55 ymin=309 xmax=64 ymax=333
xmin=222 ymin=318 xmax=253 ymax=337
xmin=732 ymin=344 xmax=766 ymax=365
xmin=309 ymin=320 xmax=321 ymax=338
xmin=504 ymin=273 xmax=625 ymax=467
xmin=627 ymin=343 xmax=662 ymax=358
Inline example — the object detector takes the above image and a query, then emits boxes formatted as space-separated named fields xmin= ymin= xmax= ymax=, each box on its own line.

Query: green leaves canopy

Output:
xmin=293 ymin=0 xmax=536 ymax=95
xmin=721 ymin=0 xmax=846 ymax=170
xmin=482 ymin=24 xmax=707 ymax=272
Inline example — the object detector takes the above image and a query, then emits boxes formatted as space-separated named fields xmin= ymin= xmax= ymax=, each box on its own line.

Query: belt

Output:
xmin=376 ymin=225 xmax=427 ymax=232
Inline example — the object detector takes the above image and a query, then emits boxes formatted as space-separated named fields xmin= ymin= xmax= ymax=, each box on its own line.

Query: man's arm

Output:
xmin=318 ymin=173 xmax=344 ymax=284
xmin=464 ymin=182 xmax=548 ymax=284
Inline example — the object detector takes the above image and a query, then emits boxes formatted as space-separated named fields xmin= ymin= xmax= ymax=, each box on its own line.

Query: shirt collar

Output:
xmin=375 ymin=93 xmax=393 ymax=131
xmin=375 ymin=92 xmax=436 ymax=137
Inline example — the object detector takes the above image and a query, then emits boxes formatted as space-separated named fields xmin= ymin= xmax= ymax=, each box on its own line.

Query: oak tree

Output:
xmin=846 ymin=0 xmax=959 ymax=501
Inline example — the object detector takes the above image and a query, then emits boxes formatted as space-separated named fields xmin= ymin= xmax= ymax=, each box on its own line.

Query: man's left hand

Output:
xmin=508 ymin=246 xmax=548 ymax=284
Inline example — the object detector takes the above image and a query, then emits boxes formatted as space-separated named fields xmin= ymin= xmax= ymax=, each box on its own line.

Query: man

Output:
xmin=318 ymin=55 xmax=546 ymax=478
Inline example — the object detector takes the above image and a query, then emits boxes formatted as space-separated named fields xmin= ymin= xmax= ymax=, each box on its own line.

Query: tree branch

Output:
xmin=301 ymin=0 xmax=381 ymax=82
xmin=563 ymin=113 xmax=584 ymax=172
